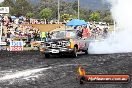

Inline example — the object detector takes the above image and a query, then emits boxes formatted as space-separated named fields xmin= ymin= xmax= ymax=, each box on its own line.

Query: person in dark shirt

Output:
xmin=76 ymin=29 xmax=83 ymax=39
xmin=7 ymin=32 xmax=11 ymax=38
xmin=103 ymin=28 xmax=108 ymax=38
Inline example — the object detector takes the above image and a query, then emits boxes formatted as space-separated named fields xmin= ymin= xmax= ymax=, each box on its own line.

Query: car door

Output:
xmin=78 ymin=38 xmax=86 ymax=50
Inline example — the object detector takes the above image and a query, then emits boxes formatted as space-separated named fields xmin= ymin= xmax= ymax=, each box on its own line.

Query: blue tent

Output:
xmin=66 ymin=19 xmax=87 ymax=26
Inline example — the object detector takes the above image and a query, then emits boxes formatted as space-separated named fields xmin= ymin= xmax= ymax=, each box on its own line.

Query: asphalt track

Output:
xmin=0 ymin=51 xmax=132 ymax=88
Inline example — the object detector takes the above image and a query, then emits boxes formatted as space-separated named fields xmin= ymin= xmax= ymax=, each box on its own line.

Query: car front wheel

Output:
xmin=72 ymin=47 xmax=78 ymax=58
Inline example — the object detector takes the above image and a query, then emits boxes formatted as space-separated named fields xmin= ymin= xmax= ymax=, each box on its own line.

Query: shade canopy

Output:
xmin=66 ymin=19 xmax=87 ymax=26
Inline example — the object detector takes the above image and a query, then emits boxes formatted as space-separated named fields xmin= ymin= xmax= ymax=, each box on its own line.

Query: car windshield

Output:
xmin=51 ymin=30 xmax=76 ymax=39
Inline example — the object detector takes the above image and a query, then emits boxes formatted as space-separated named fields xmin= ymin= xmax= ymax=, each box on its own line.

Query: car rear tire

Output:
xmin=79 ymin=76 xmax=85 ymax=84
xmin=80 ymin=79 xmax=84 ymax=84
xmin=45 ymin=54 xmax=50 ymax=58
xmin=72 ymin=47 xmax=78 ymax=58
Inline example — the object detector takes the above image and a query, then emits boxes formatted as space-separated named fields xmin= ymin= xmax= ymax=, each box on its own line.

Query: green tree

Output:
xmin=26 ymin=12 xmax=35 ymax=18
xmin=0 ymin=3 xmax=2 ymax=7
xmin=2 ymin=0 xmax=14 ymax=7
xmin=103 ymin=14 xmax=113 ymax=24
xmin=61 ymin=14 xmax=70 ymax=21
xmin=2 ymin=0 xmax=32 ymax=16
xmin=15 ymin=0 xmax=32 ymax=16
xmin=2 ymin=0 xmax=15 ymax=15
xmin=61 ymin=14 xmax=77 ymax=21
xmin=79 ymin=9 xmax=90 ymax=21
xmin=101 ymin=10 xmax=113 ymax=24
xmin=39 ymin=8 xmax=53 ymax=20
xmin=72 ymin=1 xmax=78 ymax=12
xmin=89 ymin=12 xmax=100 ymax=22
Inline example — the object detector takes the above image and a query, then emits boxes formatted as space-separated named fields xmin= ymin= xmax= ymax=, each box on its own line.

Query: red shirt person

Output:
xmin=82 ymin=26 xmax=90 ymax=38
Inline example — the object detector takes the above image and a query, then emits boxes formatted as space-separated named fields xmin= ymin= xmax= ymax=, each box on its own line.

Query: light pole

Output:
xmin=113 ymin=20 xmax=116 ymax=40
xmin=0 ymin=22 xmax=2 ymax=42
xmin=78 ymin=0 xmax=80 ymax=19
xmin=58 ymin=0 xmax=60 ymax=24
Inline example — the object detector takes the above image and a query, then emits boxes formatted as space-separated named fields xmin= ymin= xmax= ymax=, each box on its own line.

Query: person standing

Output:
xmin=76 ymin=29 xmax=82 ymax=39
xmin=82 ymin=26 xmax=90 ymax=39
xmin=41 ymin=32 xmax=46 ymax=42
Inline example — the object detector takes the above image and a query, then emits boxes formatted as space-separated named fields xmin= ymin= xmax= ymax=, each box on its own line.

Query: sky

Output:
xmin=0 ymin=0 xmax=4 ymax=3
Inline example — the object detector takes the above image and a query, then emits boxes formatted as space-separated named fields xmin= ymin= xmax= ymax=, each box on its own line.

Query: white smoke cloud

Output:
xmin=88 ymin=0 xmax=132 ymax=54
xmin=0 ymin=0 xmax=4 ymax=3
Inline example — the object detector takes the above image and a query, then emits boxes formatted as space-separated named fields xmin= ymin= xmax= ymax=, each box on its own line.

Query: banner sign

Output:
xmin=0 ymin=42 xmax=6 ymax=45
xmin=10 ymin=41 xmax=23 ymax=51
xmin=0 ymin=7 xmax=9 ymax=13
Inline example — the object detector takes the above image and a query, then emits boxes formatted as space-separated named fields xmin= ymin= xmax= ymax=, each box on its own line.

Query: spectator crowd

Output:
xmin=0 ymin=14 xmax=109 ymax=47
xmin=73 ymin=22 xmax=109 ymax=40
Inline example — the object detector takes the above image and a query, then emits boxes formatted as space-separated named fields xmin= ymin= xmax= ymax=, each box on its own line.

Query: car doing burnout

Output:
xmin=40 ymin=30 xmax=89 ymax=58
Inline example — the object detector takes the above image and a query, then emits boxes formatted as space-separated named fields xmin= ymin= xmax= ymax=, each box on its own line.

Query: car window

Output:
xmin=51 ymin=30 xmax=76 ymax=39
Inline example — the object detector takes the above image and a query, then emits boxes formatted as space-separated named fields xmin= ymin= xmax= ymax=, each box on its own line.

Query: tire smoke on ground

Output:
xmin=89 ymin=0 xmax=132 ymax=54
